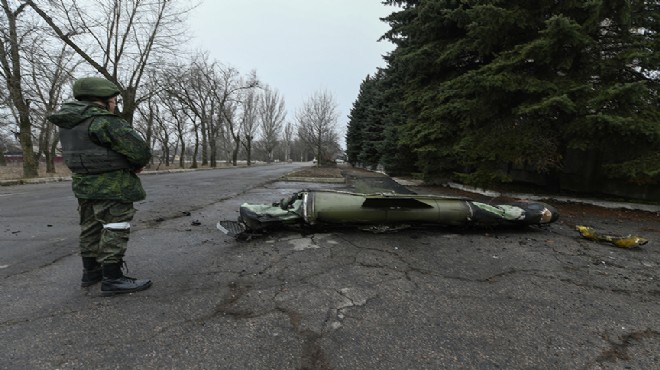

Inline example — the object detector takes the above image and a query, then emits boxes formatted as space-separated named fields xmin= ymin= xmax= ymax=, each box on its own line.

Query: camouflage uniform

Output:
xmin=49 ymin=77 xmax=152 ymax=295
xmin=78 ymin=200 xmax=136 ymax=264
xmin=49 ymin=101 xmax=151 ymax=264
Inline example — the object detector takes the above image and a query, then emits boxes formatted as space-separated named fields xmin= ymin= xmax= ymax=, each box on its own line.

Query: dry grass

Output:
xmin=0 ymin=161 xmax=232 ymax=180
xmin=287 ymin=166 xmax=343 ymax=178
xmin=0 ymin=162 xmax=72 ymax=180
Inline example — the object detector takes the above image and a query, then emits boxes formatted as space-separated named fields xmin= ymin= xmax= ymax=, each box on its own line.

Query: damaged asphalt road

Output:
xmin=1 ymin=165 xmax=659 ymax=369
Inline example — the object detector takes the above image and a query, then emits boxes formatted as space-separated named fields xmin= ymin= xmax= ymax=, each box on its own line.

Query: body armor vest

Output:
xmin=59 ymin=117 xmax=132 ymax=174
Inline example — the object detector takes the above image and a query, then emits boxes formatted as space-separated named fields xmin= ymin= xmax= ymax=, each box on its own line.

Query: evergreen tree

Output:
xmin=346 ymin=76 xmax=371 ymax=165
xmin=347 ymin=71 xmax=395 ymax=170
xmin=377 ymin=0 xmax=659 ymax=189
xmin=356 ymin=71 xmax=387 ymax=169
xmin=346 ymin=68 xmax=418 ymax=173
xmin=576 ymin=0 xmax=660 ymax=185
xmin=378 ymin=63 xmax=418 ymax=176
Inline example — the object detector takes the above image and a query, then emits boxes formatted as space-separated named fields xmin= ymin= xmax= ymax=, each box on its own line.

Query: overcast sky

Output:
xmin=187 ymin=1 xmax=396 ymax=143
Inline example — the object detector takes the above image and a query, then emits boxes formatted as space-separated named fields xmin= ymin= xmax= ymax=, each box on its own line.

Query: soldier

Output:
xmin=48 ymin=76 xmax=152 ymax=296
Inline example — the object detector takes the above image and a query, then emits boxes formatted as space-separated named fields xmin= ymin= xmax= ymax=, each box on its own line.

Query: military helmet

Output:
xmin=73 ymin=77 xmax=121 ymax=99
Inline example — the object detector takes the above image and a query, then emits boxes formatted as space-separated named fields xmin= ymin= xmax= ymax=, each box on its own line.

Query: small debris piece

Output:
xmin=217 ymin=221 xmax=246 ymax=237
xmin=575 ymin=225 xmax=648 ymax=248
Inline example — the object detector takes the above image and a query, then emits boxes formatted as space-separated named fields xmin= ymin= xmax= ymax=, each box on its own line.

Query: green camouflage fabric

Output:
xmin=78 ymin=199 xmax=135 ymax=264
xmin=48 ymin=101 xmax=151 ymax=202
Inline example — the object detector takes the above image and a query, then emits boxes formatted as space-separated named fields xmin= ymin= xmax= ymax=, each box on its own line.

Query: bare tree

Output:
xmin=144 ymin=67 xmax=195 ymax=168
xmin=135 ymin=95 xmax=160 ymax=165
xmin=213 ymin=69 xmax=258 ymax=166
xmin=0 ymin=0 xmax=38 ymax=177
xmin=0 ymin=98 xmax=11 ymax=166
xmin=161 ymin=96 xmax=191 ymax=168
xmin=26 ymin=0 xmax=195 ymax=124
xmin=163 ymin=59 xmax=258 ymax=167
xmin=282 ymin=121 xmax=295 ymax=162
xmin=25 ymin=40 xmax=81 ymax=173
xmin=239 ymin=87 xmax=259 ymax=165
xmin=220 ymin=98 xmax=241 ymax=166
xmin=295 ymin=89 xmax=340 ymax=166
xmin=149 ymin=96 xmax=185 ymax=168
xmin=164 ymin=55 xmax=218 ymax=166
xmin=204 ymin=80 xmax=222 ymax=167
xmin=258 ymin=86 xmax=285 ymax=163
xmin=0 ymin=88 xmax=12 ymax=165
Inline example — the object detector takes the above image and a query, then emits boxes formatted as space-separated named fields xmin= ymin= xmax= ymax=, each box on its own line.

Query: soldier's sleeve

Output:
xmin=91 ymin=115 xmax=152 ymax=167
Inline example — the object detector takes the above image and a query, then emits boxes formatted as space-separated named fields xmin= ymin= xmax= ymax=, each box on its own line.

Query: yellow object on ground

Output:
xmin=575 ymin=225 xmax=649 ymax=248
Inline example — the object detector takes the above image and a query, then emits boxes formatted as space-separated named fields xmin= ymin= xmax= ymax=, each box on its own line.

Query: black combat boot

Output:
xmin=81 ymin=257 xmax=103 ymax=287
xmin=101 ymin=262 xmax=152 ymax=296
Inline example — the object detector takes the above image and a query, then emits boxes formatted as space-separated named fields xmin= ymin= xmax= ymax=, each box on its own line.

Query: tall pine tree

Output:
xmin=376 ymin=0 xmax=659 ymax=192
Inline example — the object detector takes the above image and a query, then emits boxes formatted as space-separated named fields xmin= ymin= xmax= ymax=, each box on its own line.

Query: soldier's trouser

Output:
xmin=78 ymin=199 xmax=136 ymax=264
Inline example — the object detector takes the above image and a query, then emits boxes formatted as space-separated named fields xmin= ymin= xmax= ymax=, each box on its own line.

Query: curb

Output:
xmin=444 ymin=181 xmax=660 ymax=213
xmin=360 ymin=171 xmax=659 ymax=214
xmin=0 ymin=177 xmax=71 ymax=186
xmin=387 ymin=175 xmax=658 ymax=214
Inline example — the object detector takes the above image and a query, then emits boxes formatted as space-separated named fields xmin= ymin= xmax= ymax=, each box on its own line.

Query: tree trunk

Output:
xmin=144 ymin=109 xmax=153 ymax=168
xmin=191 ymin=144 xmax=199 ymax=168
xmin=208 ymin=125 xmax=217 ymax=168
xmin=200 ymin=118 xmax=208 ymax=166
xmin=209 ymin=143 xmax=217 ymax=168
xmin=46 ymin=140 xmax=57 ymax=174
xmin=120 ymin=87 xmax=137 ymax=125
xmin=245 ymin=136 xmax=252 ymax=166
xmin=231 ymin=137 xmax=240 ymax=166
xmin=178 ymin=140 xmax=186 ymax=168
xmin=18 ymin=113 xmax=39 ymax=178
xmin=43 ymin=122 xmax=57 ymax=173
